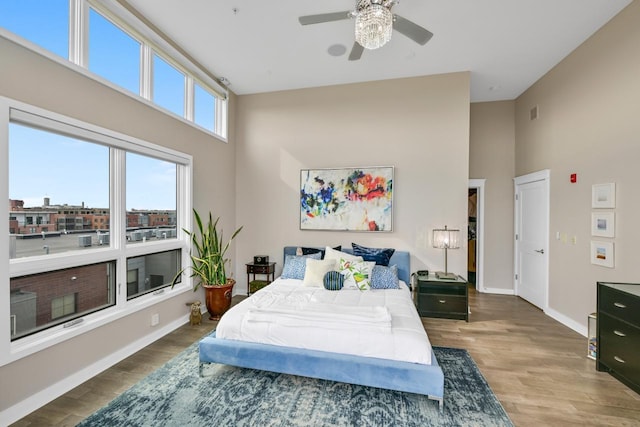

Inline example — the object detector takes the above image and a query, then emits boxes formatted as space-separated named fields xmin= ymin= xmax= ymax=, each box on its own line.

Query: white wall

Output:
xmin=469 ymin=101 xmax=516 ymax=292
xmin=233 ymin=73 xmax=471 ymax=293
xmin=515 ymin=1 xmax=640 ymax=330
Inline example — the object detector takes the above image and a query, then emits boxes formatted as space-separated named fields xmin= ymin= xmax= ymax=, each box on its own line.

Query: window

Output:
xmin=1 ymin=98 xmax=193 ymax=365
xmin=194 ymin=83 xmax=216 ymax=132
xmin=127 ymin=250 xmax=181 ymax=300
xmin=11 ymin=262 xmax=114 ymax=340
xmin=126 ymin=152 xmax=177 ymax=244
xmin=0 ymin=1 xmax=228 ymax=139
xmin=8 ymin=122 xmax=109 ymax=258
xmin=0 ymin=0 xmax=68 ymax=59
xmin=153 ymin=54 xmax=186 ymax=118
xmin=88 ymin=8 xmax=141 ymax=96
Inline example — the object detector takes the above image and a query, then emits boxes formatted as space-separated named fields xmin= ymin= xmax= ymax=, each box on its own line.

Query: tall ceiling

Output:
xmin=125 ymin=0 xmax=631 ymax=102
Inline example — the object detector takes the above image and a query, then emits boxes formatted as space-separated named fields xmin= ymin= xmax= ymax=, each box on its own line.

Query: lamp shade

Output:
xmin=432 ymin=226 xmax=461 ymax=249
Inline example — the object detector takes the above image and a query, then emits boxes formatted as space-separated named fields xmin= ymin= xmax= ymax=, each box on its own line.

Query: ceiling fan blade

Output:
xmin=299 ymin=11 xmax=352 ymax=25
xmin=393 ymin=15 xmax=433 ymax=45
xmin=348 ymin=42 xmax=364 ymax=61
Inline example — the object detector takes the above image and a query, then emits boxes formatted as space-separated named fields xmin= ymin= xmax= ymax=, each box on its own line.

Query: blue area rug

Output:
xmin=77 ymin=342 xmax=512 ymax=426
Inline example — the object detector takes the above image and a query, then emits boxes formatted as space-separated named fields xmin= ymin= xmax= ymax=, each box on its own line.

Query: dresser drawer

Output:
xmin=599 ymin=313 xmax=640 ymax=383
xmin=419 ymin=294 xmax=467 ymax=314
xmin=599 ymin=286 xmax=640 ymax=325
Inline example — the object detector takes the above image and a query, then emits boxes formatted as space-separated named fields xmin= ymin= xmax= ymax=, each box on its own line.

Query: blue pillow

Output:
xmin=300 ymin=245 xmax=342 ymax=259
xmin=351 ymin=243 xmax=395 ymax=266
xmin=370 ymin=265 xmax=400 ymax=289
xmin=281 ymin=253 xmax=322 ymax=280
xmin=323 ymin=271 xmax=344 ymax=291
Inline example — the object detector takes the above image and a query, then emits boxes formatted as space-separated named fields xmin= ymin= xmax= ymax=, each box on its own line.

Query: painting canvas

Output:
xmin=590 ymin=241 xmax=614 ymax=268
xmin=591 ymin=212 xmax=615 ymax=237
xmin=300 ymin=167 xmax=393 ymax=231
xmin=591 ymin=183 xmax=616 ymax=208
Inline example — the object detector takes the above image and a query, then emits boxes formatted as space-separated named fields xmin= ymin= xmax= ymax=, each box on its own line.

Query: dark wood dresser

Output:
xmin=596 ymin=282 xmax=640 ymax=395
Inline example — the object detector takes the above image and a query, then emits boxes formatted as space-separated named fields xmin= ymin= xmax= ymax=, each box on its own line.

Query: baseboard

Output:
xmin=545 ymin=307 xmax=588 ymax=337
xmin=481 ymin=287 xmax=515 ymax=295
xmin=1 ymin=313 xmax=189 ymax=426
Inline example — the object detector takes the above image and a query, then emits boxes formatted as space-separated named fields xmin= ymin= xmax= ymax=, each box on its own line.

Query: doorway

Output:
xmin=514 ymin=170 xmax=550 ymax=310
xmin=468 ymin=179 xmax=485 ymax=292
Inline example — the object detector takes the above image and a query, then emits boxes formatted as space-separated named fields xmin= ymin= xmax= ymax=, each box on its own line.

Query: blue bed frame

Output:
xmin=198 ymin=247 xmax=444 ymax=410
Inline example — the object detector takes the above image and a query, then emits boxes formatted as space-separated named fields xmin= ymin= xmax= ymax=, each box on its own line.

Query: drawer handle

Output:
xmin=614 ymin=356 xmax=626 ymax=364
xmin=613 ymin=302 xmax=627 ymax=309
xmin=438 ymin=300 xmax=446 ymax=304
xmin=614 ymin=330 xmax=626 ymax=337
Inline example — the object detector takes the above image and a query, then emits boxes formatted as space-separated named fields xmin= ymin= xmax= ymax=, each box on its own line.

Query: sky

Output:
xmin=0 ymin=1 xmax=201 ymax=211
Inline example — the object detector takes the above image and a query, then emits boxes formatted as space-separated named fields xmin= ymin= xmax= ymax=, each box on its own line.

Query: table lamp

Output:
xmin=432 ymin=225 xmax=460 ymax=280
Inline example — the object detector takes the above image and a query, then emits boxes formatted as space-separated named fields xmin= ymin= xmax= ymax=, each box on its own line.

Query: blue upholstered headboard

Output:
xmin=283 ymin=246 xmax=411 ymax=285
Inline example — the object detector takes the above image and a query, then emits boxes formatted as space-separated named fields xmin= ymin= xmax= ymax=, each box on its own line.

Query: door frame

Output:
xmin=513 ymin=169 xmax=550 ymax=310
xmin=469 ymin=179 xmax=485 ymax=292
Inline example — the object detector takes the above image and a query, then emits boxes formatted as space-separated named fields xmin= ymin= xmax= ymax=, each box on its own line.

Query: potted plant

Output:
xmin=172 ymin=209 xmax=242 ymax=320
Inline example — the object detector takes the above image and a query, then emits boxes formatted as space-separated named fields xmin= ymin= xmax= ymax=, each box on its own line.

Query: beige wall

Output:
xmin=469 ymin=101 xmax=516 ymax=291
xmin=0 ymin=35 xmax=237 ymax=415
xmin=233 ymin=73 xmax=471 ymax=292
xmin=515 ymin=1 xmax=640 ymax=328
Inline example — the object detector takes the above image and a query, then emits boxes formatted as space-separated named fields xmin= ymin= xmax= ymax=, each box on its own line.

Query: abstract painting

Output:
xmin=591 ymin=241 xmax=614 ymax=268
xmin=300 ymin=167 xmax=393 ymax=231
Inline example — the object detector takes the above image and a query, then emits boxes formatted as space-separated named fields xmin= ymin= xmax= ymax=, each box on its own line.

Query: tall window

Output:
xmin=153 ymin=54 xmax=186 ymax=118
xmin=0 ymin=0 xmax=68 ymax=59
xmin=88 ymin=9 xmax=141 ymax=96
xmin=194 ymin=83 xmax=216 ymax=132
xmin=2 ymin=98 xmax=192 ymax=364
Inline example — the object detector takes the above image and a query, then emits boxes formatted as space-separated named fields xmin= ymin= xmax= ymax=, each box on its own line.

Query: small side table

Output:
xmin=246 ymin=262 xmax=276 ymax=296
xmin=415 ymin=273 xmax=469 ymax=321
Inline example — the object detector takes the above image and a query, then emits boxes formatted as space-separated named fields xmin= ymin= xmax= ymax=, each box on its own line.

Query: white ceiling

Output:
xmin=125 ymin=0 xmax=631 ymax=102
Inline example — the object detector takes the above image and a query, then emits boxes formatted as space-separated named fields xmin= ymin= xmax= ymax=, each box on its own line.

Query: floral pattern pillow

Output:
xmin=339 ymin=258 xmax=376 ymax=290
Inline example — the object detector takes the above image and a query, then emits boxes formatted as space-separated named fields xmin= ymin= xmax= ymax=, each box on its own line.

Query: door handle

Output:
xmin=535 ymin=249 xmax=544 ymax=254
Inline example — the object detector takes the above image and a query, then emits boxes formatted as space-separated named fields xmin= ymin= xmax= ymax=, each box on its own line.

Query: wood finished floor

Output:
xmin=12 ymin=289 xmax=640 ymax=427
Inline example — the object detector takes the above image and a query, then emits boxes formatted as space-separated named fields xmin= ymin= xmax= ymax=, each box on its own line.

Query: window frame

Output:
xmin=0 ymin=97 xmax=193 ymax=366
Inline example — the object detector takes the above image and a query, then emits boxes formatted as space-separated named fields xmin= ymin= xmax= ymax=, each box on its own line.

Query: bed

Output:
xmin=198 ymin=246 xmax=444 ymax=410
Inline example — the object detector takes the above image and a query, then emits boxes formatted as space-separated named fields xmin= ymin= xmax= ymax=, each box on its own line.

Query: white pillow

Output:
xmin=339 ymin=258 xmax=376 ymax=290
xmin=323 ymin=246 xmax=362 ymax=263
xmin=302 ymin=258 xmax=338 ymax=287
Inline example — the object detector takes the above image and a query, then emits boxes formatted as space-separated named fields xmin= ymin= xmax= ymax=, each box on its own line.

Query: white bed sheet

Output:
xmin=216 ymin=278 xmax=432 ymax=365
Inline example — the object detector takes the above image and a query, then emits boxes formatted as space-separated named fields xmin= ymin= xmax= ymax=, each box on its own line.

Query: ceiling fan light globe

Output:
xmin=355 ymin=4 xmax=393 ymax=50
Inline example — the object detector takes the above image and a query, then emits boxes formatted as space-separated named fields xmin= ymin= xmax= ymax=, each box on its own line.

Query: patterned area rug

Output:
xmin=77 ymin=343 xmax=512 ymax=427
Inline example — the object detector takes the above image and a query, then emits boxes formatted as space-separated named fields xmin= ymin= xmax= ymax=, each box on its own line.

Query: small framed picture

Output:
xmin=592 ymin=183 xmax=616 ymax=208
xmin=591 ymin=212 xmax=615 ymax=237
xmin=591 ymin=241 xmax=614 ymax=268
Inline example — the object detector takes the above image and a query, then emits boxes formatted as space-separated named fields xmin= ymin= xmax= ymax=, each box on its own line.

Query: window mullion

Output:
xmin=111 ymin=148 xmax=127 ymax=305
xmin=185 ymin=76 xmax=194 ymax=122
xmin=69 ymin=0 xmax=88 ymax=67
xmin=140 ymin=43 xmax=153 ymax=100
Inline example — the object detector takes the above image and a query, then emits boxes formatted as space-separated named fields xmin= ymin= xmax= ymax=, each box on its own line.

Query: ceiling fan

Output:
xmin=298 ymin=0 xmax=433 ymax=61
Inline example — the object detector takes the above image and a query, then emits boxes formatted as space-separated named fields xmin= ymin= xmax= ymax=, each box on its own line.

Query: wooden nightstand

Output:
xmin=246 ymin=262 xmax=276 ymax=296
xmin=415 ymin=273 xmax=469 ymax=321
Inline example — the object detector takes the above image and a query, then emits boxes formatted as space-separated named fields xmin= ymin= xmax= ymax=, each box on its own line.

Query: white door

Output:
xmin=514 ymin=170 xmax=549 ymax=310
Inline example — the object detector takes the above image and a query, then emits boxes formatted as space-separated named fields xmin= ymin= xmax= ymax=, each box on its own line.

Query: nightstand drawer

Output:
xmin=419 ymin=294 xmax=467 ymax=314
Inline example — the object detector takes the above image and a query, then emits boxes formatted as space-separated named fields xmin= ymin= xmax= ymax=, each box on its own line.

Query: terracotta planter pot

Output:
xmin=203 ymin=279 xmax=235 ymax=320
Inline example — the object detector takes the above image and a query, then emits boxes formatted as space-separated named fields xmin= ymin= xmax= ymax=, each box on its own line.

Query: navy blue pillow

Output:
xmin=300 ymin=245 xmax=342 ymax=259
xmin=351 ymin=243 xmax=395 ymax=266
xmin=323 ymin=271 xmax=344 ymax=291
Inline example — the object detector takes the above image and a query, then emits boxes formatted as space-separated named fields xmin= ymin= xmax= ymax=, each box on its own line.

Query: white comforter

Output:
xmin=216 ymin=278 xmax=432 ymax=365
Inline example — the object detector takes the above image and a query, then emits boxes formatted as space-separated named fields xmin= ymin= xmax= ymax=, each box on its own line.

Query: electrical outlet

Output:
xmin=151 ymin=313 xmax=159 ymax=326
